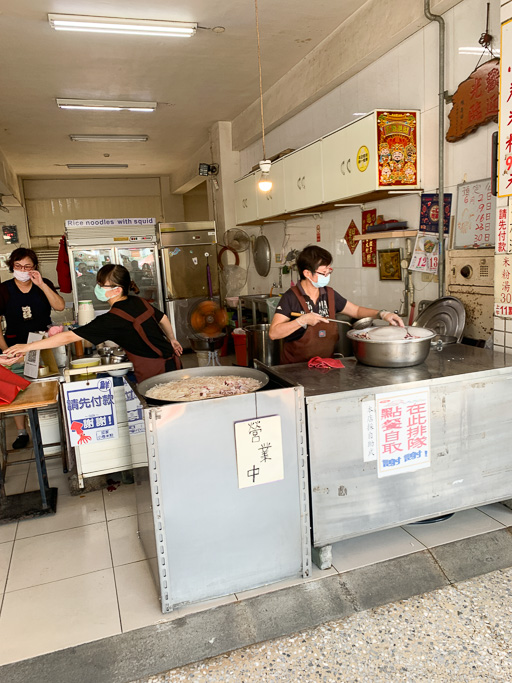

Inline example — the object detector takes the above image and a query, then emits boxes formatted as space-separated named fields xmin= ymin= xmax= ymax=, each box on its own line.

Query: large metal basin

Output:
xmin=137 ymin=365 xmax=269 ymax=404
xmin=347 ymin=328 xmax=435 ymax=368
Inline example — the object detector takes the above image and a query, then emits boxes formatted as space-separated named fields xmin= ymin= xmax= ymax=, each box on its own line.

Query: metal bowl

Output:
xmin=188 ymin=335 xmax=226 ymax=352
xmin=138 ymin=365 xmax=269 ymax=405
xmin=347 ymin=327 xmax=436 ymax=368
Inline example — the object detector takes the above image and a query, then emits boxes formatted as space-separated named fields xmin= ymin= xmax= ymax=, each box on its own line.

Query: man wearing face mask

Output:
xmin=269 ymin=245 xmax=403 ymax=364
xmin=0 ymin=248 xmax=65 ymax=449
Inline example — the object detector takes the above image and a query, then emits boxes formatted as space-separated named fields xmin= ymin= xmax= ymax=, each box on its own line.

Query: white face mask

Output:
xmin=13 ymin=270 xmax=31 ymax=282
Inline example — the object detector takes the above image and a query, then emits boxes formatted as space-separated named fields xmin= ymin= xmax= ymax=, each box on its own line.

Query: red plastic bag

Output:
xmin=0 ymin=366 xmax=30 ymax=405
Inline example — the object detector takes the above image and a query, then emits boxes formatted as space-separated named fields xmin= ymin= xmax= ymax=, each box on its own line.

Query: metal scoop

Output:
xmin=291 ymin=313 xmax=374 ymax=328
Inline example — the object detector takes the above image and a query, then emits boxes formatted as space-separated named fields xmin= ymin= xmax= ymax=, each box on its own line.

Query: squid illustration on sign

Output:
xmin=70 ymin=420 xmax=92 ymax=444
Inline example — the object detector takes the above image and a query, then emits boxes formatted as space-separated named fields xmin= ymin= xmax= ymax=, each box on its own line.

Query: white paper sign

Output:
xmin=63 ymin=377 xmax=118 ymax=446
xmin=494 ymin=253 xmax=512 ymax=317
xmin=123 ymin=379 xmax=145 ymax=435
xmin=409 ymin=233 xmax=439 ymax=274
xmin=23 ymin=332 xmax=43 ymax=379
xmin=362 ymin=399 xmax=377 ymax=462
xmin=376 ymin=388 xmax=430 ymax=478
xmin=234 ymin=415 xmax=284 ymax=489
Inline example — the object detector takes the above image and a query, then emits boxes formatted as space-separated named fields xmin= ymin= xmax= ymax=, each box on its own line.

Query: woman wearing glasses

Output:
xmin=269 ymin=245 xmax=403 ymax=364
xmin=0 ymin=248 xmax=65 ymax=448
xmin=6 ymin=264 xmax=183 ymax=384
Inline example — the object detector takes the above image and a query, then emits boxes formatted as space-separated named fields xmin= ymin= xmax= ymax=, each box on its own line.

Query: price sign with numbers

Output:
xmin=495 ymin=253 xmax=512 ymax=318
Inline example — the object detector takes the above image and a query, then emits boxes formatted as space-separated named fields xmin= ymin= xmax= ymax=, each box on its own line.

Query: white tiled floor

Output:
xmin=2 ymin=407 xmax=512 ymax=666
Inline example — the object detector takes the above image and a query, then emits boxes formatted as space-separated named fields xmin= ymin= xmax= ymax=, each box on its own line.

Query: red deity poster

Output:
xmin=376 ymin=111 xmax=418 ymax=186
xmin=361 ymin=209 xmax=377 ymax=267
xmin=344 ymin=220 xmax=360 ymax=255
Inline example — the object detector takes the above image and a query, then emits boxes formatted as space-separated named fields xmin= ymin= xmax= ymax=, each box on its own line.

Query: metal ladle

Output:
xmin=291 ymin=313 xmax=374 ymax=329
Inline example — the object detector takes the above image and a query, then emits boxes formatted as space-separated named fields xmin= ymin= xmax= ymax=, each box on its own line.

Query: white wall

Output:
xmin=237 ymin=0 xmax=499 ymax=314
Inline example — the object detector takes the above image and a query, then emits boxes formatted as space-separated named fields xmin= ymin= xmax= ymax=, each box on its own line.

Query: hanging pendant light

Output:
xmin=254 ymin=0 xmax=272 ymax=193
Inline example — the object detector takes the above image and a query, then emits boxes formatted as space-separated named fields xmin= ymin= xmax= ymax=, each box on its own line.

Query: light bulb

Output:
xmin=258 ymin=177 xmax=272 ymax=192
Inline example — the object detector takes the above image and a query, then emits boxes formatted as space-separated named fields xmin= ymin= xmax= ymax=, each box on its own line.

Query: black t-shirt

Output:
xmin=77 ymin=296 xmax=174 ymax=358
xmin=275 ymin=284 xmax=348 ymax=342
xmin=0 ymin=277 xmax=57 ymax=345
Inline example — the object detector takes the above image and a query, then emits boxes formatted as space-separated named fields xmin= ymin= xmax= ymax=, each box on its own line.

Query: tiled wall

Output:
xmin=238 ymin=0 xmax=500 ymax=320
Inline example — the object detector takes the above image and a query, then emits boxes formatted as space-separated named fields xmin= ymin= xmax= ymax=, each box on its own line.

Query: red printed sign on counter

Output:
xmin=496 ymin=206 xmax=509 ymax=254
xmin=375 ymin=388 xmax=431 ymax=478
xmin=361 ymin=209 xmax=377 ymax=268
xmin=344 ymin=220 xmax=360 ymax=255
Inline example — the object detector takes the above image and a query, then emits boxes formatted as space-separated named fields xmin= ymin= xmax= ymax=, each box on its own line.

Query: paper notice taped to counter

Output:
xmin=375 ymin=388 xmax=430 ymax=478
xmin=362 ymin=399 xmax=377 ymax=462
xmin=235 ymin=415 xmax=283 ymax=489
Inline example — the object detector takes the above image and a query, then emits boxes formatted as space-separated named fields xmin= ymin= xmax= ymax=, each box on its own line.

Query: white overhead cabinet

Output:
xmin=282 ymin=141 xmax=323 ymax=212
xmin=234 ymin=110 xmax=420 ymax=225
xmin=256 ymin=159 xmax=285 ymax=219
xmin=235 ymin=172 xmax=258 ymax=225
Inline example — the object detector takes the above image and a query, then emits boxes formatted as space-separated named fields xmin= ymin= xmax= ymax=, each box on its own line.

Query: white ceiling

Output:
xmin=0 ymin=0 xmax=368 ymax=179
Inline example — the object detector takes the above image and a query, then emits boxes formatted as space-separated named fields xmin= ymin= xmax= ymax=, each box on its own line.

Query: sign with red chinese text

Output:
xmin=375 ymin=388 xmax=431 ymax=478
xmin=234 ymin=415 xmax=284 ymax=489
xmin=409 ymin=233 xmax=440 ymax=274
xmin=496 ymin=205 xmax=510 ymax=254
xmin=494 ymin=253 xmax=512 ymax=317
xmin=344 ymin=219 xmax=360 ymax=255
xmin=446 ymin=58 xmax=499 ymax=143
xmin=499 ymin=20 xmax=512 ymax=196
xmin=361 ymin=209 xmax=377 ymax=268
xmin=454 ymin=178 xmax=495 ymax=248
xmin=376 ymin=111 xmax=418 ymax=186
xmin=63 ymin=378 xmax=118 ymax=447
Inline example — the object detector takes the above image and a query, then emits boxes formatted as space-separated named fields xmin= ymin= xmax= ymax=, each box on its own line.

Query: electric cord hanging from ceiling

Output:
xmin=254 ymin=0 xmax=272 ymax=192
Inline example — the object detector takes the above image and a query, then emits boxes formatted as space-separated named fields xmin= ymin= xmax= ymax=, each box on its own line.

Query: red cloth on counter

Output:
xmin=307 ymin=356 xmax=345 ymax=370
xmin=0 ymin=366 xmax=30 ymax=405
xmin=56 ymin=235 xmax=72 ymax=293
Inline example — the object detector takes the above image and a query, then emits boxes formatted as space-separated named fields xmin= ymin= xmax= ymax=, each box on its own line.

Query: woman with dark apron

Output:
xmin=6 ymin=265 xmax=182 ymax=383
xmin=269 ymin=245 xmax=403 ymax=364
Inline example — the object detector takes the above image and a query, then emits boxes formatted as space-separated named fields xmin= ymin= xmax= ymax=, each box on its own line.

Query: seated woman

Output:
xmin=6 ymin=264 xmax=183 ymax=383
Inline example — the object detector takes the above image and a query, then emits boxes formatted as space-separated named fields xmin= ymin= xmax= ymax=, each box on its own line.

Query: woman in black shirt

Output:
xmin=6 ymin=264 xmax=182 ymax=383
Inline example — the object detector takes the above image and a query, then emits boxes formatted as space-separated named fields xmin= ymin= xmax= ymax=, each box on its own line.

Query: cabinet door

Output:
xmin=283 ymin=142 xmax=323 ymax=212
xmin=256 ymin=159 xmax=285 ymax=219
xmin=321 ymin=128 xmax=347 ymax=203
xmin=235 ymin=174 xmax=258 ymax=225
xmin=344 ymin=113 xmax=378 ymax=199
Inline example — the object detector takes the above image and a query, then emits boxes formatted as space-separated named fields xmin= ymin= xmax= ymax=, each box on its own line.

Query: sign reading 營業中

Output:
xmin=375 ymin=388 xmax=430 ymax=478
xmin=234 ymin=415 xmax=283 ymax=489
xmin=64 ymin=378 xmax=118 ymax=447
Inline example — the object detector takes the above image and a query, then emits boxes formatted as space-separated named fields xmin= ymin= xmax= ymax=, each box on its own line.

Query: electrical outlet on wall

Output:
xmin=275 ymin=254 xmax=282 ymax=263
xmin=421 ymin=273 xmax=438 ymax=283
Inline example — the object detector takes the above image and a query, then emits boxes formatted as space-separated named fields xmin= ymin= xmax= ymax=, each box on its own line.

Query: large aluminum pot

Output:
xmin=245 ymin=324 xmax=283 ymax=367
xmin=137 ymin=365 xmax=269 ymax=405
xmin=347 ymin=328 xmax=435 ymax=368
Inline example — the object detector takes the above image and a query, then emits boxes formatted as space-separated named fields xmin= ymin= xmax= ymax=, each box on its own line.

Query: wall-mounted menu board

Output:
xmin=453 ymin=178 xmax=495 ymax=248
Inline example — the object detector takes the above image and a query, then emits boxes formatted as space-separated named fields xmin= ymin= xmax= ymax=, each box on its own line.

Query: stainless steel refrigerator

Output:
xmin=157 ymin=221 xmax=219 ymax=349
xmin=65 ymin=220 xmax=164 ymax=316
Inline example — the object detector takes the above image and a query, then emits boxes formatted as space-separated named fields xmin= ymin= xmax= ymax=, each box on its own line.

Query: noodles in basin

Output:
xmin=145 ymin=375 xmax=262 ymax=402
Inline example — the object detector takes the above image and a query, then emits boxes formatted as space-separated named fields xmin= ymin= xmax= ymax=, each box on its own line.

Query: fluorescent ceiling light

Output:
xmin=388 ymin=190 xmax=422 ymax=195
xmin=57 ymin=99 xmax=156 ymax=112
xmin=48 ymin=14 xmax=197 ymax=37
xmin=69 ymin=134 xmax=148 ymax=142
xmin=66 ymin=164 xmax=129 ymax=169
xmin=353 ymin=112 xmax=368 ymax=116
xmin=459 ymin=47 xmax=500 ymax=55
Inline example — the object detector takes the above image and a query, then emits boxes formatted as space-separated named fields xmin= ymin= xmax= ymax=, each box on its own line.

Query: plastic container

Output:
xmin=39 ymin=409 xmax=61 ymax=455
xmin=231 ymin=329 xmax=247 ymax=367
xmin=245 ymin=324 xmax=283 ymax=367
xmin=70 ymin=357 xmax=101 ymax=381
xmin=77 ymin=301 xmax=95 ymax=326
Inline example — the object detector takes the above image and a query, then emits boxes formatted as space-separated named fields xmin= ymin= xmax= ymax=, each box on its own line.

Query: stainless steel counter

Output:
xmin=260 ymin=346 xmax=512 ymax=559
xmin=261 ymin=345 xmax=512 ymax=398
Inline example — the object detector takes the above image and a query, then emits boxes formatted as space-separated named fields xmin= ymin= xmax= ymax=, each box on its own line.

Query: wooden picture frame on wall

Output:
xmin=378 ymin=248 xmax=402 ymax=281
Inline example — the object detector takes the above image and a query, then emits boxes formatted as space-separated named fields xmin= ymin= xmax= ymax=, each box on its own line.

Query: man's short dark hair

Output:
xmin=297 ymin=245 xmax=332 ymax=280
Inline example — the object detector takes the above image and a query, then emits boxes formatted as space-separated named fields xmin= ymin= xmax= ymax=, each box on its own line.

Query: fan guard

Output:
xmin=222 ymin=228 xmax=250 ymax=253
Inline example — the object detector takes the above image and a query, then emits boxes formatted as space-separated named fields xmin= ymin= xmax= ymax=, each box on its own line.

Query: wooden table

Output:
xmin=0 ymin=380 xmax=59 ymax=522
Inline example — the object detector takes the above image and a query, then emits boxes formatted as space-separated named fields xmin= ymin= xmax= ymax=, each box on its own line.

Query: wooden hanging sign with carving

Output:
xmin=446 ymin=58 xmax=499 ymax=142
